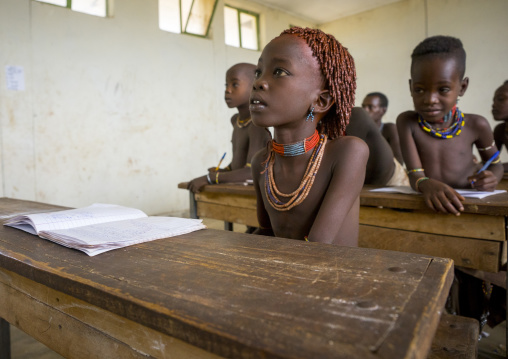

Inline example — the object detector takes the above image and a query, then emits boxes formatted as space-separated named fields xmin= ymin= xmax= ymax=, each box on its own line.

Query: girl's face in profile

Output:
xmin=250 ymin=34 xmax=323 ymax=129
xmin=492 ymin=84 xmax=508 ymax=122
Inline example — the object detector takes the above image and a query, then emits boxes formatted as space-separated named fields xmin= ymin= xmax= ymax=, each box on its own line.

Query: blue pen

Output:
xmin=215 ymin=152 xmax=227 ymax=171
xmin=476 ymin=150 xmax=500 ymax=174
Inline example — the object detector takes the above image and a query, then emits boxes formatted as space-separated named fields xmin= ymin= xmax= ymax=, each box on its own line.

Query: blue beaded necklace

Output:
xmin=418 ymin=105 xmax=464 ymax=139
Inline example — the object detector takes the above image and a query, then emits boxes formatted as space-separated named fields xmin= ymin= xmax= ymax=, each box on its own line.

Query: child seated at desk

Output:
xmin=492 ymin=80 xmax=508 ymax=171
xmin=346 ymin=107 xmax=409 ymax=186
xmin=187 ymin=63 xmax=271 ymax=193
xmin=250 ymin=27 xmax=369 ymax=245
xmin=397 ymin=35 xmax=503 ymax=216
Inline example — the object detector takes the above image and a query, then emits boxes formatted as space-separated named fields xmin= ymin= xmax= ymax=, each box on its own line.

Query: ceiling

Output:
xmin=248 ymin=0 xmax=404 ymax=24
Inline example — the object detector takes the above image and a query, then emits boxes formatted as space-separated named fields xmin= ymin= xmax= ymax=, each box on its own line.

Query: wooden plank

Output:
xmin=195 ymin=191 xmax=256 ymax=210
xmin=360 ymin=206 xmax=505 ymax=241
xmin=197 ymin=202 xmax=259 ymax=227
xmin=360 ymin=186 xmax=508 ymax=216
xmin=0 ymin=268 xmax=219 ymax=359
xmin=359 ymin=225 xmax=504 ymax=272
xmin=427 ymin=314 xmax=478 ymax=359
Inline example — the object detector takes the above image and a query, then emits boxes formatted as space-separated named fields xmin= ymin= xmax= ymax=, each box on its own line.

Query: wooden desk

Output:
xmin=0 ymin=197 xmax=453 ymax=359
xmin=178 ymin=182 xmax=508 ymax=273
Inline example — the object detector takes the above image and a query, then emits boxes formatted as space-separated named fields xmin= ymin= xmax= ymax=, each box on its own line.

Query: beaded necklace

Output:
xmin=264 ymin=134 xmax=327 ymax=211
xmin=236 ymin=115 xmax=252 ymax=128
xmin=272 ymin=130 xmax=320 ymax=157
xmin=417 ymin=105 xmax=464 ymax=139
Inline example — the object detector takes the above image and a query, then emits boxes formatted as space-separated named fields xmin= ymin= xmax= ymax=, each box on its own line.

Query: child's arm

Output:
xmin=384 ymin=123 xmax=404 ymax=165
xmin=468 ymin=116 xmax=503 ymax=190
xmin=307 ymin=137 xmax=369 ymax=245
xmin=251 ymin=149 xmax=274 ymax=236
xmin=397 ymin=112 xmax=465 ymax=216
xmin=493 ymin=123 xmax=508 ymax=172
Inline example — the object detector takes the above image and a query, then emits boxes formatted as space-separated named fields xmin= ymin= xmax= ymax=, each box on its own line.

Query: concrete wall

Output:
xmin=0 ymin=0 xmax=313 ymax=214
xmin=321 ymin=0 xmax=508 ymax=158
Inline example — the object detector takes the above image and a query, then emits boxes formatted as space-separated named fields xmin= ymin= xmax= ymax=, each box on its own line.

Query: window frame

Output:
xmin=34 ymin=0 xmax=110 ymax=18
xmin=224 ymin=4 xmax=260 ymax=51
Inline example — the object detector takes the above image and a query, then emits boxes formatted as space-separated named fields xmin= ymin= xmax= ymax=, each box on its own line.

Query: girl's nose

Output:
xmin=252 ymin=77 xmax=268 ymax=91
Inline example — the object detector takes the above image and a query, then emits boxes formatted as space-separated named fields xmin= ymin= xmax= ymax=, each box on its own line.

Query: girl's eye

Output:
xmin=233 ymin=83 xmax=239 ymax=88
xmin=274 ymin=68 xmax=288 ymax=77
xmin=254 ymin=69 xmax=261 ymax=78
xmin=440 ymin=87 xmax=450 ymax=93
xmin=413 ymin=88 xmax=424 ymax=94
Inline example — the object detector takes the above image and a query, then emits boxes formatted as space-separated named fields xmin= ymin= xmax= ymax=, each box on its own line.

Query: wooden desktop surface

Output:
xmin=178 ymin=182 xmax=508 ymax=272
xmin=0 ymin=197 xmax=453 ymax=359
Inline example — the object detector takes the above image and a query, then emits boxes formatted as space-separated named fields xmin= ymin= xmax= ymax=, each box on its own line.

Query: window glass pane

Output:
xmin=224 ymin=6 xmax=239 ymax=47
xmin=185 ymin=0 xmax=216 ymax=36
xmin=159 ymin=0 xmax=181 ymax=33
xmin=239 ymin=12 xmax=258 ymax=50
xmin=71 ymin=0 xmax=107 ymax=17
xmin=180 ymin=0 xmax=193 ymax=30
xmin=36 ymin=0 xmax=67 ymax=6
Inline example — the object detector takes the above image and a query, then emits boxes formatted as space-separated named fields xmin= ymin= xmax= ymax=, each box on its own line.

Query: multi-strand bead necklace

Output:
xmin=417 ymin=105 xmax=464 ymax=139
xmin=264 ymin=130 xmax=328 ymax=211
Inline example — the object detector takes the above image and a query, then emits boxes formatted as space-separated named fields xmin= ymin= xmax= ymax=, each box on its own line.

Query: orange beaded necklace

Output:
xmin=272 ymin=130 xmax=320 ymax=157
xmin=264 ymin=133 xmax=327 ymax=211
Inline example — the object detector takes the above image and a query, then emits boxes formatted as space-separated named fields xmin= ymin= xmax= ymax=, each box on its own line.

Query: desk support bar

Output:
xmin=189 ymin=192 xmax=198 ymax=219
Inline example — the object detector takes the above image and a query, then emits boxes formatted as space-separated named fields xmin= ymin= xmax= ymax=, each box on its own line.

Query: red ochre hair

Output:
xmin=280 ymin=27 xmax=356 ymax=139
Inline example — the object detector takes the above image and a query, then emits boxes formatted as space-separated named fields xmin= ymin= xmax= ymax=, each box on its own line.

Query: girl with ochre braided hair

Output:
xmin=250 ymin=27 xmax=368 ymax=245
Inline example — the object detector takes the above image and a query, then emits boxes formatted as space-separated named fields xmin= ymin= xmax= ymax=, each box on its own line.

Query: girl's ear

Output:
xmin=459 ymin=77 xmax=469 ymax=96
xmin=313 ymin=90 xmax=334 ymax=114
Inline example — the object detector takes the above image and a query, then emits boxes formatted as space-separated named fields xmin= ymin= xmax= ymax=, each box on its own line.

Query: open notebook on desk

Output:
xmin=3 ymin=203 xmax=206 ymax=256
xmin=370 ymin=186 xmax=506 ymax=199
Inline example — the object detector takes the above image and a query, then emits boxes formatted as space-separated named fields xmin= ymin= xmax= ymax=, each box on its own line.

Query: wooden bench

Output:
xmin=428 ymin=314 xmax=479 ymax=359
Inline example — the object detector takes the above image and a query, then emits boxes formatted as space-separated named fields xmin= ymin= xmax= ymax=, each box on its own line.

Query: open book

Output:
xmin=3 ymin=203 xmax=206 ymax=256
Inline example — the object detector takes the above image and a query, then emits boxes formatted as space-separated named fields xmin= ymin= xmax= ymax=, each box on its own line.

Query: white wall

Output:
xmin=321 ymin=0 xmax=508 ymax=158
xmin=0 ymin=0 xmax=313 ymax=214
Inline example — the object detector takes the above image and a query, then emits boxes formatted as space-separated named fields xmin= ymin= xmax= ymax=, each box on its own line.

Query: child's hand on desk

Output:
xmin=187 ymin=175 xmax=209 ymax=193
xmin=468 ymin=170 xmax=498 ymax=191
xmin=418 ymin=179 xmax=465 ymax=216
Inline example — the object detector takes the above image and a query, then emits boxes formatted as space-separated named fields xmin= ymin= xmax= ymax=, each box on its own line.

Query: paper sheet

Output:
xmin=370 ymin=186 xmax=506 ymax=199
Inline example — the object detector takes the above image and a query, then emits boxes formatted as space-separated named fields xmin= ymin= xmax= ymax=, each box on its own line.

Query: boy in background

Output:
xmin=397 ymin=35 xmax=502 ymax=216
xmin=397 ymin=35 xmax=505 ymax=330
xmin=362 ymin=92 xmax=404 ymax=165
xmin=492 ymin=80 xmax=508 ymax=171
xmin=187 ymin=63 xmax=270 ymax=193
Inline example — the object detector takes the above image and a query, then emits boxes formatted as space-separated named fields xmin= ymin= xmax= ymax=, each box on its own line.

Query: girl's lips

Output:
xmin=249 ymin=98 xmax=266 ymax=111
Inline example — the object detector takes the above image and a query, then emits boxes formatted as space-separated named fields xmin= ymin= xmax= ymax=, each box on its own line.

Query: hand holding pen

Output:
xmin=469 ymin=150 xmax=500 ymax=190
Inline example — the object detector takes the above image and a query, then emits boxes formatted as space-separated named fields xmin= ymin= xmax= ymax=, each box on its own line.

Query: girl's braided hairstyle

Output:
xmin=280 ymin=27 xmax=356 ymax=139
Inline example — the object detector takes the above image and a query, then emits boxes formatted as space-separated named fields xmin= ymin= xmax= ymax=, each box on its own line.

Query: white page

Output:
xmin=4 ymin=203 xmax=147 ymax=234
xmin=370 ymin=186 xmax=506 ymax=199
xmin=39 ymin=216 xmax=206 ymax=256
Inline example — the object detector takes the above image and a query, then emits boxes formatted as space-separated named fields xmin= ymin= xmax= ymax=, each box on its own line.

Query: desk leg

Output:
xmin=189 ymin=192 xmax=198 ymax=219
xmin=224 ymin=222 xmax=233 ymax=231
xmin=0 ymin=318 xmax=10 ymax=359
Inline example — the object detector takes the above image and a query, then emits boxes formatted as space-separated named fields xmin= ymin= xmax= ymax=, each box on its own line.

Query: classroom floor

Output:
xmin=7 ymin=217 xmax=507 ymax=358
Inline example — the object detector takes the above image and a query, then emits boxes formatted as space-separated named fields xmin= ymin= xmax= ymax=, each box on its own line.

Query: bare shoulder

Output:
xmin=464 ymin=113 xmax=490 ymax=128
xmin=326 ymin=135 xmax=369 ymax=161
xmin=396 ymin=110 xmax=418 ymax=124
xmin=230 ymin=114 xmax=238 ymax=127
